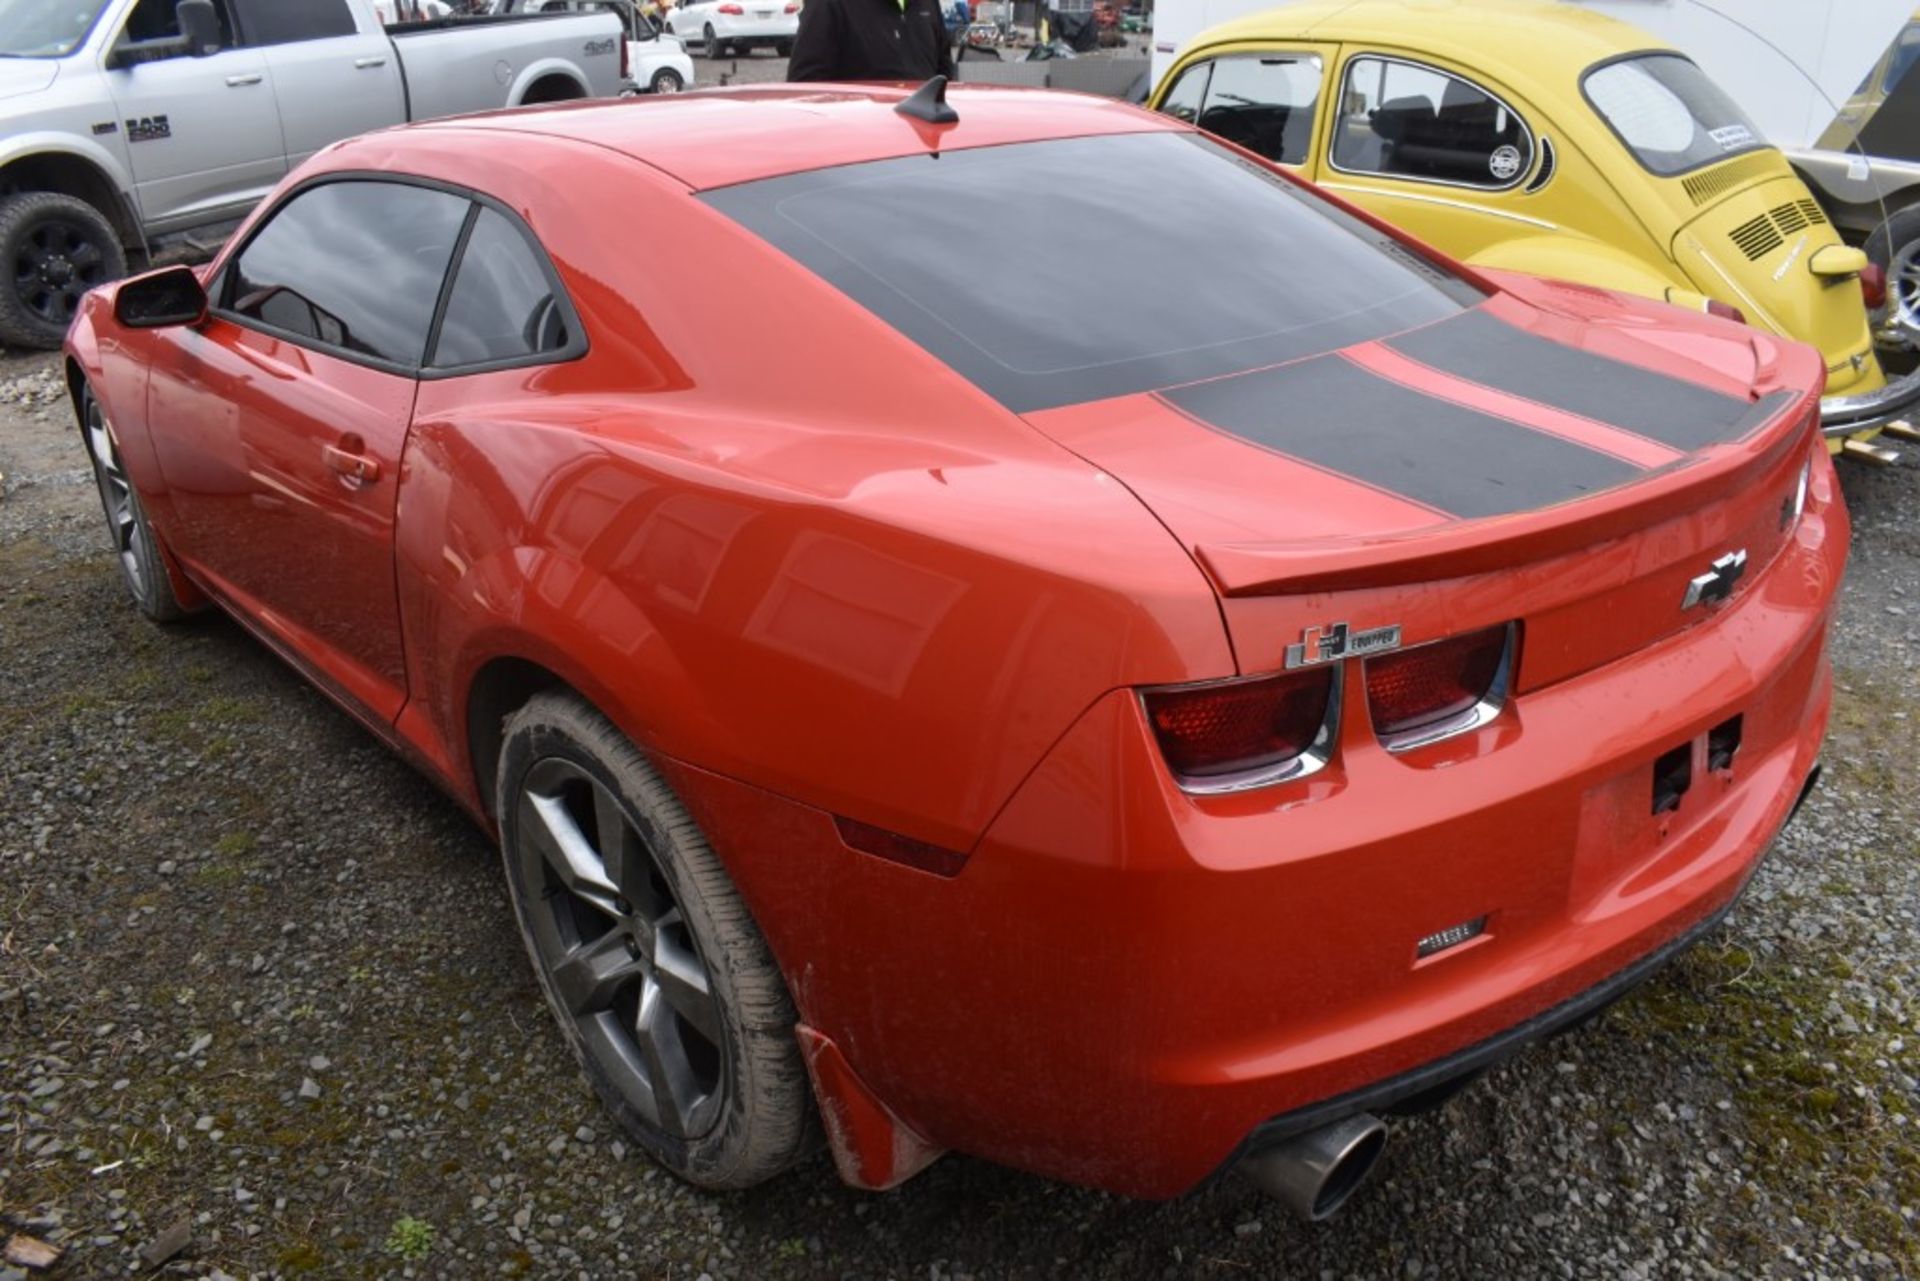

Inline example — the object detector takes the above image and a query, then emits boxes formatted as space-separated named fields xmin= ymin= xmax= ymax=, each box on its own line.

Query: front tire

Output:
xmin=650 ymin=67 xmax=684 ymax=93
xmin=1867 ymin=203 xmax=1920 ymax=354
xmin=0 ymin=192 xmax=126 ymax=352
xmin=79 ymin=382 xmax=191 ymax=623
xmin=496 ymin=693 xmax=812 ymax=1189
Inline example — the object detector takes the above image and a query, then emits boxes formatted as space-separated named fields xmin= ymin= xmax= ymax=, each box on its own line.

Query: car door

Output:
xmin=100 ymin=0 xmax=287 ymax=231
xmin=1153 ymin=45 xmax=1337 ymax=170
xmin=144 ymin=178 xmax=471 ymax=723
xmin=1315 ymin=51 xmax=1546 ymax=260
xmin=229 ymin=0 xmax=404 ymax=166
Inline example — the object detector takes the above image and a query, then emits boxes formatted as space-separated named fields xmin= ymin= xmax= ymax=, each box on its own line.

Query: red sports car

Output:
xmin=66 ymin=81 xmax=1844 ymax=1219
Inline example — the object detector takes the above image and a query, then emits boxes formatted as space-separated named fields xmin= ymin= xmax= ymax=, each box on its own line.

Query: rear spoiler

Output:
xmin=1196 ymin=389 xmax=1811 ymax=597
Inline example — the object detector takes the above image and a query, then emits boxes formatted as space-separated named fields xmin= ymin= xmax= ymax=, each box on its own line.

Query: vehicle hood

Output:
xmin=1021 ymin=283 xmax=1816 ymax=596
xmin=1670 ymin=174 xmax=1877 ymax=394
xmin=0 ymin=59 xmax=59 ymax=100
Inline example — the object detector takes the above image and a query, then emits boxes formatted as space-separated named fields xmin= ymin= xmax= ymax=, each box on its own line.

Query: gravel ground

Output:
xmin=1 ymin=330 xmax=1916 ymax=1281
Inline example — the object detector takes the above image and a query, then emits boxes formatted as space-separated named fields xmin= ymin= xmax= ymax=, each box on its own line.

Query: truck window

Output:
xmin=232 ymin=0 xmax=357 ymax=43
xmin=122 ymin=0 xmax=236 ymax=47
xmin=429 ymin=207 xmax=581 ymax=369
xmin=1176 ymin=54 xmax=1323 ymax=166
xmin=225 ymin=181 xmax=470 ymax=368
xmin=1331 ymin=55 xmax=1533 ymax=190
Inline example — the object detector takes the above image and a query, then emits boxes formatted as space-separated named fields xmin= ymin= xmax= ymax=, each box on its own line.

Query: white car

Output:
xmin=666 ymin=0 xmax=798 ymax=59
xmin=628 ymin=14 xmax=696 ymax=92
xmin=497 ymin=0 xmax=696 ymax=91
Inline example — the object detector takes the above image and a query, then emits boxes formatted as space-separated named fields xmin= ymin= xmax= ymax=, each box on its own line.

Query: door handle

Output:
xmin=324 ymin=442 xmax=381 ymax=486
xmin=225 ymin=72 xmax=263 ymax=86
xmin=354 ymin=55 xmax=387 ymax=68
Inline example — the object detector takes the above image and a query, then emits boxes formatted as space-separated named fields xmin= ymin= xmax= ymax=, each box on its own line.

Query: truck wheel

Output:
xmin=0 ymin=192 xmax=127 ymax=352
xmin=650 ymin=67 xmax=684 ymax=93
xmin=497 ymin=692 xmax=814 ymax=1189
xmin=1865 ymin=203 xmax=1920 ymax=353
xmin=704 ymin=24 xmax=727 ymax=58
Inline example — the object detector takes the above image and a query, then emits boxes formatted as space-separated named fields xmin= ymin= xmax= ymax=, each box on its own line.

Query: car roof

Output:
xmin=1191 ymin=0 xmax=1678 ymax=89
xmin=400 ymin=84 xmax=1179 ymax=190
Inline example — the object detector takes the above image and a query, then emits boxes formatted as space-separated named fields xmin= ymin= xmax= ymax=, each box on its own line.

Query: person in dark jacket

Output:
xmin=787 ymin=0 xmax=956 ymax=82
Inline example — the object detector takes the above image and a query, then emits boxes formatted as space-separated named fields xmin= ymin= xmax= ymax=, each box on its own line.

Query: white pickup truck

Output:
xmin=0 ymin=0 xmax=624 ymax=348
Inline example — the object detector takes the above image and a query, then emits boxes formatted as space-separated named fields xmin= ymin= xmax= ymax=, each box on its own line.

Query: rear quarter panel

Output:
xmin=390 ymin=11 xmax=624 ymax=115
xmin=381 ymin=135 xmax=1233 ymax=852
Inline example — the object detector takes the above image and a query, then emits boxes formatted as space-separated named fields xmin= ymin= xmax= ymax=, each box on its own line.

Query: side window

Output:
xmin=121 ymin=0 xmax=236 ymax=49
xmin=1159 ymin=61 xmax=1211 ymax=125
xmin=429 ymin=207 xmax=578 ymax=369
xmin=1332 ymin=56 xmax=1532 ymax=189
xmin=233 ymin=0 xmax=357 ymax=43
xmin=226 ymin=181 xmax=469 ymax=367
xmin=1192 ymin=54 xmax=1322 ymax=166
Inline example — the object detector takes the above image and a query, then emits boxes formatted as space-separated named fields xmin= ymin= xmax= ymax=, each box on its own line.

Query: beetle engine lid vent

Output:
xmin=1680 ymin=150 xmax=1776 ymax=206
xmin=1728 ymin=198 xmax=1835 ymax=260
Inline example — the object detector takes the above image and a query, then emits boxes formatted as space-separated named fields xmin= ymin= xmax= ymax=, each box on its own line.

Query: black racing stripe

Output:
xmin=1161 ymin=354 xmax=1643 ymax=519
xmin=1386 ymin=309 xmax=1753 ymax=450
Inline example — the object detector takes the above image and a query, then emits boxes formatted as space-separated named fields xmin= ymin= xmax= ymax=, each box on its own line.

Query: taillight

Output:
xmin=1142 ymin=667 xmax=1336 ymax=792
xmin=783 ymin=2 xmax=797 ymax=10
xmin=717 ymin=3 xmax=744 ymax=11
xmin=619 ymin=32 xmax=630 ymax=80
xmin=1365 ymin=624 xmax=1511 ymax=751
xmin=1860 ymin=262 xmax=1887 ymax=310
xmin=1705 ymin=299 xmax=1747 ymax=325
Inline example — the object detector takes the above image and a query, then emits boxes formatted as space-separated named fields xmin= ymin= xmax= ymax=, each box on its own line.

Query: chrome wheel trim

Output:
xmin=1888 ymin=235 xmax=1920 ymax=350
xmin=514 ymin=756 xmax=726 ymax=1139
xmin=81 ymin=392 xmax=151 ymax=600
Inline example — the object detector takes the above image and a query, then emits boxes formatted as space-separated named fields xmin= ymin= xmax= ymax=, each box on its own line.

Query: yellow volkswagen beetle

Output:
xmin=1149 ymin=0 xmax=1920 ymax=458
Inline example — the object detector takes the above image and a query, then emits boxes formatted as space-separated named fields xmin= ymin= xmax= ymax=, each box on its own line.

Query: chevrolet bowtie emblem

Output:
xmin=1683 ymin=549 xmax=1748 ymax=610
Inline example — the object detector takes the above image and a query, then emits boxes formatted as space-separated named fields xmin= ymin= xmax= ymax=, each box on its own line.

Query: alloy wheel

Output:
xmin=513 ymin=757 xmax=727 ymax=1139
xmin=1887 ymin=236 xmax=1920 ymax=351
xmin=14 ymin=218 xmax=109 ymax=329
xmin=82 ymin=393 xmax=152 ymax=601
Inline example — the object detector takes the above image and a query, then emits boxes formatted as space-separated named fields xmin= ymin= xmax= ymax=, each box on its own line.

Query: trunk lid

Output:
xmin=1669 ymin=173 xmax=1879 ymax=396
xmin=1025 ymin=288 xmax=1823 ymax=689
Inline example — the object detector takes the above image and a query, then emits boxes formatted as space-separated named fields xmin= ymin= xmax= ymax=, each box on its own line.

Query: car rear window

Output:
xmin=702 ymin=131 xmax=1480 ymax=412
xmin=1583 ymin=54 xmax=1766 ymax=178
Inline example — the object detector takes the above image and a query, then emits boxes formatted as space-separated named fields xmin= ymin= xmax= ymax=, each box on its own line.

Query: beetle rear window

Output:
xmin=703 ymin=132 xmax=1480 ymax=412
xmin=1584 ymin=54 xmax=1766 ymax=177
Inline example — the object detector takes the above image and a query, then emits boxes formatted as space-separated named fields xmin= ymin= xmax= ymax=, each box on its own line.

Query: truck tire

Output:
xmin=1865 ymin=202 xmax=1920 ymax=353
xmin=0 ymin=192 xmax=127 ymax=352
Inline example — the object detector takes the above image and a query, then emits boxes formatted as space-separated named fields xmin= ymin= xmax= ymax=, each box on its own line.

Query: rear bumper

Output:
xmin=1820 ymin=363 xmax=1920 ymax=435
xmin=708 ymin=13 xmax=796 ymax=40
xmin=663 ymin=455 xmax=1848 ymax=1200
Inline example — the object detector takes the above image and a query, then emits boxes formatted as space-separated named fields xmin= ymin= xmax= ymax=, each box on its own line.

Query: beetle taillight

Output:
xmin=1143 ymin=667 xmax=1335 ymax=790
xmin=1365 ymin=625 xmax=1510 ymax=750
xmin=1861 ymin=262 xmax=1888 ymax=310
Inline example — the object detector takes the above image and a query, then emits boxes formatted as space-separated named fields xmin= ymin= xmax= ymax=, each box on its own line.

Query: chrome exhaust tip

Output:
xmin=1237 ymin=1113 xmax=1387 ymax=1222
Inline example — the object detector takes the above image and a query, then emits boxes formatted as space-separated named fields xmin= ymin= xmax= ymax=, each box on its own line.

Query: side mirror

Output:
xmin=178 ymin=0 xmax=221 ymax=55
xmin=115 ymin=265 xmax=208 ymax=329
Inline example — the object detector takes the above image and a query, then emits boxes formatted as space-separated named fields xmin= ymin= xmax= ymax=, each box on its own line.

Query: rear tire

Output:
xmin=496 ymin=692 xmax=812 ymax=1189
xmin=704 ymin=24 xmax=727 ymax=58
xmin=79 ymin=380 xmax=191 ymax=623
xmin=1866 ymin=203 xmax=1920 ymax=354
xmin=650 ymin=67 xmax=684 ymax=93
xmin=0 ymin=192 xmax=126 ymax=352
xmin=775 ymin=38 xmax=792 ymax=56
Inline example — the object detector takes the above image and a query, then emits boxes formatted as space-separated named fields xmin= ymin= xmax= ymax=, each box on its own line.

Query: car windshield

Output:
xmin=1583 ymin=54 xmax=1767 ymax=178
xmin=0 ymin=0 xmax=113 ymax=56
xmin=703 ymin=131 xmax=1480 ymax=412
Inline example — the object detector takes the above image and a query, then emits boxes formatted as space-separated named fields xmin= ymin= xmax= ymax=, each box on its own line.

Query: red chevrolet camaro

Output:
xmin=66 ymin=81 xmax=1845 ymax=1219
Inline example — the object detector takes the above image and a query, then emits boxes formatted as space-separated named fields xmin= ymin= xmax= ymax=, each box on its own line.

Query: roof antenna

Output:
xmin=895 ymin=75 xmax=959 ymax=125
